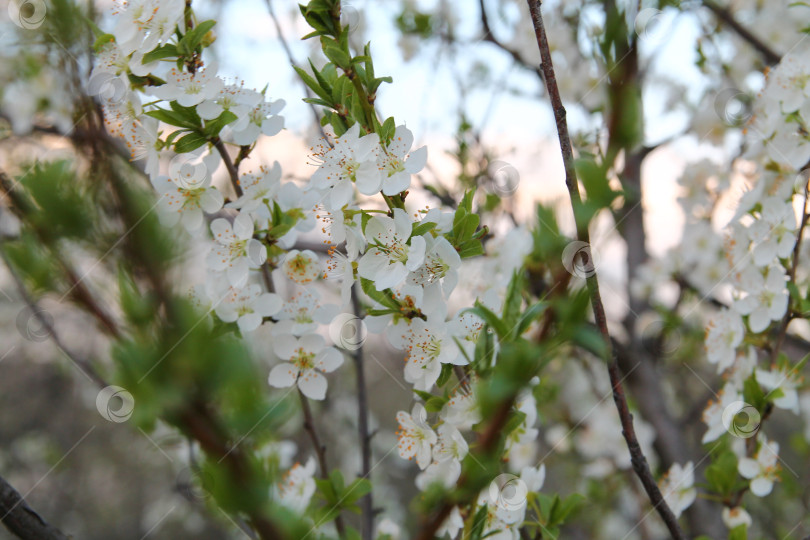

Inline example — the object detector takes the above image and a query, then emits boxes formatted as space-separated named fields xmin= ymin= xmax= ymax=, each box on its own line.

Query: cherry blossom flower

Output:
xmin=268 ymin=333 xmax=344 ymax=400
xmin=277 ymin=457 xmax=316 ymax=513
xmin=223 ymin=97 xmax=285 ymax=146
xmin=374 ymin=124 xmax=427 ymax=195
xmin=324 ymin=250 xmax=355 ymax=308
xmin=227 ymin=162 xmax=281 ymax=219
xmin=658 ymin=461 xmax=697 ymax=518
xmin=121 ymin=117 xmax=160 ymax=179
xmin=214 ymin=284 xmax=282 ymax=333
xmin=197 ymin=84 xmax=262 ymax=128
xmin=476 ymin=488 xmax=523 ymax=539
xmin=415 ymin=458 xmax=461 ymax=490
xmin=403 ymin=319 xmax=465 ymax=390
xmin=521 ymin=464 xmax=546 ymax=492
xmin=440 ymin=389 xmax=481 ymax=430
xmin=282 ymin=249 xmax=323 ymax=284
xmin=407 ymin=235 xmax=461 ymax=296
xmin=377 ymin=519 xmax=401 ymax=540
xmin=272 ymin=289 xmax=339 ymax=336
xmin=738 ymin=437 xmax=781 ymax=496
xmin=733 ymin=264 xmax=788 ymax=333
xmin=317 ymin=205 xmax=366 ymax=260
xmin=436 ymin=506 xmax=464 ymax=540
xmin=756 ymin=365 xmax=802 ymax=413
xmin=151 ymin=158 xmax=223 ymax=232
xmin=150 ymin=66 xmax=224 ymax=107
xmin=748 ymin=197 xmax=796 ymax=267
xmin=705 ymin=309 xmax=745 ymax=373
xmin=702 ymin=383 xmax=743 ymax=443
xmin=358 ymin=209 xmax=426 ymax=291
xmin=112 ymin=0 xmax=184 ymax=55
xmin=206 ymin=214 xmax=266 ymax=288
xmin=722 ymin=507 xmax=752 ymax=529
xmin=396 ymin=402 xmax=437 ymax=469
xmin=310 ymin=123 xmax=380 ymax=208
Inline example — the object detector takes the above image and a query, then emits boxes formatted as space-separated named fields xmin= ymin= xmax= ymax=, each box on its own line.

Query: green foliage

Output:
xmin=534 ymin=492 xmax=585 ymax=538
xmin=17 ymin=160 xmax=94 ymax=240
xmin=446 ymin=191 xmax=486 ymax=258
xmin=395 ymin=6 xmax=435 ymax=38
xmin=704 ymin=446 xmax=744 ymax=497
xmin=2 ymin=231 xmax=59 ymax=293
xmin=145 ymin=101 xmax=235 ymax=153
xmin=315 ymin=469 xmax=372 ymax=519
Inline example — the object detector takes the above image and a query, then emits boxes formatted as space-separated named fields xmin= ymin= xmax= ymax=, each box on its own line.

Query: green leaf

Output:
xmin=142 ymin=44 xmax=179 ymax=64
xmin=173 ymin=132 xmax=208 ymax=153
xmin=551 ymin=493 xmax=584 ymax=525
xmin=425 ymin=395 xmax=447 ymax=412
xmin=502 ymin=271 xmax=524 ymax=328
xmin=144 ymin=108 xmax=199 ymax=130
xmin=704 ymin=449 xmax=740 ymax=496
xmin=359 ymin=278 xmax=400 ymax=310
xmin=437 ymin=364 xmax=455 ymax=388
xmin=341 ymin=478 xmax=372 ymax=505
xmin=514 ymin=302 xmax=548 ymax=338
xmin=575 ymin=157 xmax=617 ymax=208
xmin=729 ymin=524 xmax=748 ymax=540
xmin=380 ymin=116 xmax=396 ymax=143
xmin=180 ymin=19 xmax=216 ymax=52
xmin=323 ymin=41 xmax=351 ymax=69
xmin=413 ymin=389 xmax=434 ymax=402
xmin=573 ymin=325 xmax=609 ymax=361
xmin=294 ymin=65 xmax=333 ymax=103
xmin=458 ymin=240 xmax=484 ymax=259
xmin=203 ymin=110 xmax=238 ymax=137
xmin=92 ymin=33 xmax=115 ymax=53
xmin=411 ymin=220 xmax=437 ymax=238
xmin=466 ymin=303 xmax=509 ymax=341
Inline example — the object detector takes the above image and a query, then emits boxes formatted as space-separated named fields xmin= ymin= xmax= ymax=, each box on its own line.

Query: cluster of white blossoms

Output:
xmin=633 ymin=38 xmax=810 ymax=533
xmin=89 ymin=1 xmax=547 ymax=535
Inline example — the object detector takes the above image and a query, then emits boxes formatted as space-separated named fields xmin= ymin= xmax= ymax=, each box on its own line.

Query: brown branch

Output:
xmin=213 ymin=138 xmax=243 ymax=198
xmin=0 ymin=245 xmax=109 ymax=388
xmin=703 ymin=0 xmax=782 ymax=66
xmin=298 ymin=390 xmax=347 ymax=539
xmin=478 ymin=0 xmax=541 ymax=78
xmin=525 ymin=2 xmax=686 ymax=539
xmin=0 ymin=474 xmax=69 ymax=540
xmin=350 ymin=283 xmax=373 ymax=540
xmin=0 ymin=171 xmax=122 ymax=340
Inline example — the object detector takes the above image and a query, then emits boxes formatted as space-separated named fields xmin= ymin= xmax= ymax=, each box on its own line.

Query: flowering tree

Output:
xmin=1 ymin=0 xmax=809 ymax=539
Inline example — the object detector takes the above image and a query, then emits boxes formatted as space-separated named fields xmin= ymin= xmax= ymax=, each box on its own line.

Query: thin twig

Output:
xmin=265 ymin=0 xmax=330 ymax=143
xmin=350 ymin=283 xmax=373 ymax=540
xmin=0 ymin=171 xmax=121 ymax=339
xmin=0 ymin=244 xmax=109 ymax=388
xmin=525 ymin=2 xmax=686 ymax=538
xmin=478 ymin=0 xmax=541 ymax=77
xmin=298 ymin=390 xmax=347 ymax=539
xmin=702 ymin=0 xmax=782 ymax=65
xmin=213 ymin=138 xmax=243 ymax=198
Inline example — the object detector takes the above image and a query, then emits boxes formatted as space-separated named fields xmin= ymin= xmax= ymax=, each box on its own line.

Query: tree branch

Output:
xmin=478 ymin=0 xmax=541 ymax=78
xmin=213 ymin=138 xmax=243 ymax=198
xmin=0 ymin=474 xmax=69 ymax=540
xmin=350 ymin=283 xmax=374 ymax=540
xmin=265 ymin=0 xmax=330 ymax=143
xmin=525 ymin=2 xmax=686 ymax=538
xmin=702 ymin=0 xmax=782 ymax=66
xmin=298 ymin=390 xmax=347 ymax=539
